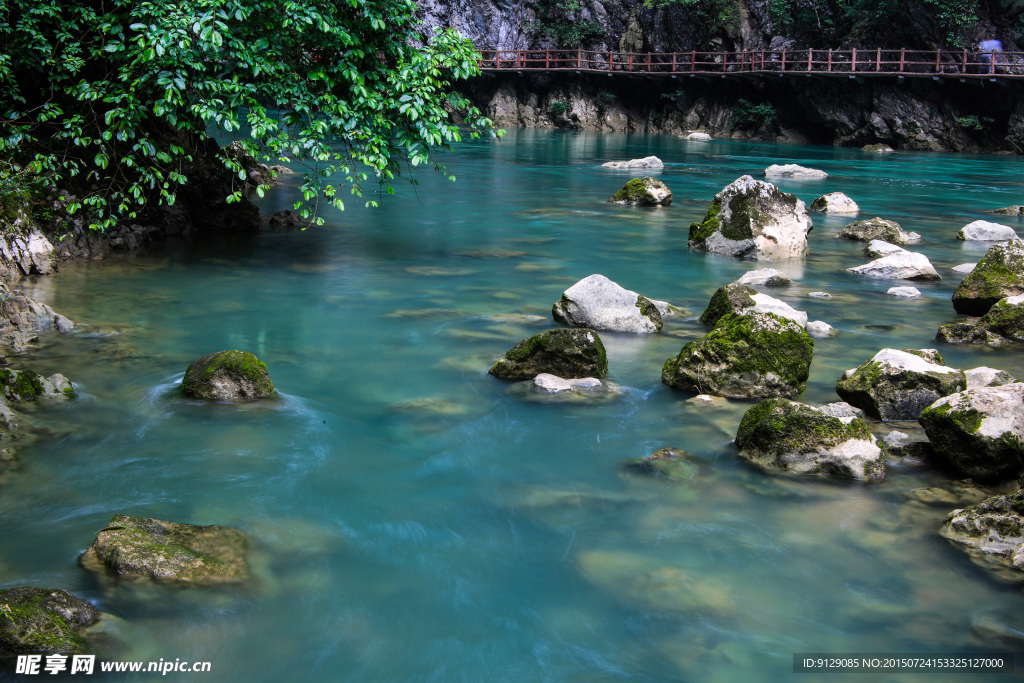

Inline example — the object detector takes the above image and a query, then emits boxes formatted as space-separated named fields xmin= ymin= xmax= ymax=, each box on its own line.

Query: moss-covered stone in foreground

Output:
xmin=0 ymin=587 xmax=99 ymax=654
xmin=735 ymin=398 xmax=884 ymax=479
xmin=661 ymin=312 xmax=813 ymax=398
xmin=952 ymin=240 xmax=1024 ymax=316
xmin=490 ymin=328 xmax=607 ymax=381
xmin=835 ymin=348 xmax=966 ymax=420
xmin=941 ymin=491 xmax=1024 ymax=579
xmin=80 ymin=515 xmax=252 ymax=587
xmin=181 ymin=350 xmax=274 ymax=400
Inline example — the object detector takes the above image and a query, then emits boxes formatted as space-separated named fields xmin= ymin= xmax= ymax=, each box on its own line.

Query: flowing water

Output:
xmin=4 ymin=130 xmax=1024 ymax=681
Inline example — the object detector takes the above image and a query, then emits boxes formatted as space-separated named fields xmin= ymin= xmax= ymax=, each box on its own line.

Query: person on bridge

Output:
xmin=978 ymin=39 xmax=1002 ymax=74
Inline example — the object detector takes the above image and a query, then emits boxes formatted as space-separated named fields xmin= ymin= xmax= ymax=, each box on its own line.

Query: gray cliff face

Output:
xmin=420 ymin=1 xmax=1023 ymax=152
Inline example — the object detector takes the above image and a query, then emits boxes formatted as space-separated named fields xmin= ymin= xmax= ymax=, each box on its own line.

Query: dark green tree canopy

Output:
xmin=0 ymin=0 xmax=497 ymax=228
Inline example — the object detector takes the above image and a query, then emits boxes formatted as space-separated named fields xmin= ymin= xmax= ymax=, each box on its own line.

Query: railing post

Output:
xmin=876 ymin=48 xmax=881 ymax=72
xmin=761 ymin=51 xmax=765 ymax=70
xmin=629 ymin=52 xmax=633 ymax=71
xmin=609 ymin=51 xmax=614 ymax=71
xmin=578 ymin=49 xmax=582 ymax=69
xmin=899 ymin=47 xmax=905 ymax=73
xmin=495 ymin=50 xmax=500 ymax=70
xmin=545 ymin=49 xmax=550 ymax=69
xmin=935 ymin=48 xmax=941 ymax=73
xmin=691 ymin=50 xmax=696 ymax=73
xmin=721 ymin=50 xmax=725 ymax=72
xmin=962 ymin=48 xmax=967 ymax=73
xmin=852 ymin=48 xmax=857 ymax=73
xmin=781 ymin=49 xmax=786 ymax=72
xmin=808 ymin=49 xmax=812 ymax=72
xmin=672 ymin=53 xmax=677 ymax=73
xmin=647 ymin=52 xmax=651 ymax=72
xmin=828 ymin=49 xmax=832 ymax=72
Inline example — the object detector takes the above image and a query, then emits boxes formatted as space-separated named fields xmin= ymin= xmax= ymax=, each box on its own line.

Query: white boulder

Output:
xmin=764 ymin=164 xmax=828 ymax=179
xmin=552 ymin=274 xmax=663 ymax=334
xmin=847 ymin=251 xmax=941 ymax=281
xmin=887 ymin=286 xmax=922 ymax=298
xmin=810 ymin=192 xmax=859 ymax=214
xmin=958 ymin=220 xmax=1020 ymax=242
xmin=736 ymin=268 xmax=792 ymax=286
xmin=601 ymin=156 xmax=663 ymax=169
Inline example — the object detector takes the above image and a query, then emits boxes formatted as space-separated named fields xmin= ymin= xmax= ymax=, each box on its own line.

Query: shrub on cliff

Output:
xmin=0 ymin=0 xmax=498 ymax=230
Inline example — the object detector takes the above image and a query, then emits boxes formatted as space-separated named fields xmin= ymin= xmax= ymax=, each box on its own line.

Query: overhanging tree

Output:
xmin=0 ymin=0 xmax=498 ymax=229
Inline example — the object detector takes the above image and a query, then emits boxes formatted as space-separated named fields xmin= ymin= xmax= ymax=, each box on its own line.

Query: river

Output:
xmin=5 ymin=129 xmax=1024 ymax=681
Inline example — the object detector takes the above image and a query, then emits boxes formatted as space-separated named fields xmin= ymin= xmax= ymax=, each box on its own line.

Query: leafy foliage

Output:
xmin=529 ymin=0 xmax=604 ymax=48
xmin=550 ymin=101 xmax=569 ymax=116
xmin=730 ymin=99 xmax=777 ymax=129
xmin=923 ymin=0 xmax=979 ymax=48
xmin=644 ymin=0 xmax=740 ymax=47
xmin=0 ymin=0 xmax=498 ymax=229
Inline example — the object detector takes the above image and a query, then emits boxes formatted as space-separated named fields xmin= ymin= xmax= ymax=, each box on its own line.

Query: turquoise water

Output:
xmin=5 ymin=130 xmax=1024 ymax=681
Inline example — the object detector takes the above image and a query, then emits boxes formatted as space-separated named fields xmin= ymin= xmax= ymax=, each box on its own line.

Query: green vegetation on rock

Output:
xmin=953 ymin=242 xmax=1024 ymax=316
xmin=490 ymin=328 xmax=608 ymax=381
xmin=181 ymin=350 xmax=274 ymax=400
xmin=0 ymin=587 xmax=99 ymax=654
xmin=689 ymin=196 xmax=722 ymax=243
xmin=699 ymin=283 xmax=758 ymax=326
xmin=0 ymin=369 xmax=45 ymax=401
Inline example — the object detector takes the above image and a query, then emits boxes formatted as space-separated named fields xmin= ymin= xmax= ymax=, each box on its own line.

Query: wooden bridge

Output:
xmin=477 ymin=48 xmax=1024 ymax=80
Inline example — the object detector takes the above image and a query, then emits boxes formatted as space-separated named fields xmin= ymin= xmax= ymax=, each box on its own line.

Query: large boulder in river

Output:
xmin=764 ymin=164 xmax=827 ymax=179
xmin=919 ymin=383 xmax=1024 ymax=480
xmin=846 ymin=251 xmax=940 ymax=280
xmin=688 ymin=176 xmax=812 ymax=261
xmin=837 ymin=217 xmax=919 ymax=245
xmin=182 ymin=350 xmax=274 ymax=400
xmin=552 ymin=274 xmax=662 ymax=333
xmin=941 ymin=491 xmax=1024 ymax=578
xmin=952 ymin=240 xmax=1024 ymax=315
xmin=957 ymin=220 xmax=1019 ymax=242
xmin=80 ymin=515 xmax=252 ymax=586
xmin=810 ymin=192 xmax=859 ymax=214
xmin=699 ymin=283 xmax=807 ymax=328
xmin=0 ymin=587 xmax=99 ymax=654
xmin=937 ymin=294 xmax=1024 ymax=345
xmin=607 ymin=177 xmax=672 ymax=207
xmin=490 ymin=328 xmax=607 ymax=380
xmin=735 ymin=399 xmax=885 ymax=480
xmin=836 ymin=349 xmax=966 ymax=420
xmin=600 ymin=156 xmax=663 ymax=169
xmin=662 ymin=312 xmax=813 ymax=398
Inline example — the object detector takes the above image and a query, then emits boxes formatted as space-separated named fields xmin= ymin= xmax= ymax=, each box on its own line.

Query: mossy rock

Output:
xmin=837 ymin=217 xmax=917 ymax=245
xmin=490 ymin=328 xmax=607 ymax=381
xmin=952 ymin=240 xmax=1024 ymax=316
xmin=661 ymin=312 xmax=813 ymax=398
xmin=0 ymin=368 xmax=45 ymax=401
xmin=699 ymin=283 xmax=758 ymax=326
xmin=607 ymin=177 xmax=672 ymax=207
xmin=80 ymin=515 xmax=252 ymax=587
xmin=0 ymin=587 xmax=99 ymax=654
xmin=735 ymin=398 xmax=885 ymax=480
xmin=919 ymin=383 xmax=1024 ymax=480
xmin=835 ymin=349 xmax=966 ymax=420
xmin=941 ymin=491 xmax=1024 ymax=579
xmin=181 ymin=350 xmax=274 ymax=400
xmin=622 ymin=447 xmax=701 ymax=480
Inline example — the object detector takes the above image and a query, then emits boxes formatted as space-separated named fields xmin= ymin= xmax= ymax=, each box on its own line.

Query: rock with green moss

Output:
xmin=735 ymin=398 xmax=885 ymax=480
xmin=846 ymin=251 xmax=940 ymax=281
xmin=622 ymin=447 xmax=701 ymax=481
xmin=80 ymin=514 xmax=252 ymax=586
xmin=836 ymin=349 xmax=966 ymax=420
xmin=0 ymin=368 xmax=72 ymax=401
xmin=919 ymin=384 xmax=1024 ymax=480
xmin=552 ymin=274 xmax=663 ymax=333
xmin=966 ymin=366 xmax=1019 ymax=389
xmin=490 ymin=328 xmax=607 ymax=380
xmin=0 ymin=587 xmax=99 ymax=654
xmin=952 ymin=240 xmax=1024 ymax=316
xmin=699 ymin=283 xmax=807 ymax=328
xmin=938 ymin=294 xmax=1024 ymax=345
xmin=607 ymin=176 xmax=672 ymax=207
xmin=661 ymin=312 xmax=813 ymax=398
xmin=986 ymin=205 xmax=1024 ymax=216
xmin=810 ymin=192 xmax=859 ymax=214
xmin=837 ymin=217 xmax=919 ymax=245
xmin=181 ymin=350 xmax=274 ymax=400
xmin=941 ymin=491 xmax=1024 ymax=578
xmin=688 ymin=176 xmax=812 ymax=260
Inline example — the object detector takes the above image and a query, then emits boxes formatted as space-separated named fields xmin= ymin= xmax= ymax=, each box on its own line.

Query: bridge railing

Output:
xmin=476 ymin=49 xmax=1024 ymax=77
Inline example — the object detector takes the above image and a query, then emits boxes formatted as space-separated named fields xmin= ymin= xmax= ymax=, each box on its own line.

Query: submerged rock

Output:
xmin=622 ymin=447 xmax=700 ymax=480
xmin=986 ymin=205 xmax=1024 ymax=216
xmin=181 ymin=350 xmax=274 ymax=400
xmin=919 ymin=383 xmax=1024 ymax=480
xmin=736 ymin=268 xmax=792 ymax=286
xmin=80 ymin=515 xmax=252 ymax=586
xmin=607 ymin=177 xmax=672 ymax=207
xmin=966 ymin=366 xmax=1018 ymax=389
xmin=887 ymin=286 xmax=921 ymax=298
xmin=837 ymin=217 xmax=920 ymax=245
xmin=0 ymin=587 xmax=99 ymax=654
xmin=533 ymin=373 xmax=603 ymax=393
xmin=805 ymin=320 xmax=834 ymax=337
xmin=489 ymin=328 xmax=607 ymax=380
xmin=836 ymin=349 xmax=965 ymax=420
xmin=952 ymin=240 xmax=1024 ymax=315
xmin=811 ymin=192 xmax=859 ymax=214
xmin=958 ymin=220 xmax=1019 ymax=242
xmin=862 ymin=143 xmax=894 ymax=152
xmin=699 ymin=283 xmax=807 ymax=328
xmin=882 ymin=430 xmax=934 ymax=460
xmin=662 ymin=312 xmax=813 ymax=398
xmin=952 ymin=262 xmax=977 ymax=274
xmin=763 ymin=164 xmax=827 ymax=179
xmin=735 ymin=398 xmax=885 ymax=480
xmin=552 ymin=274 xmax=662 ymax=334
xmin=941 ymin=491 xmax=1024 ymax=578
xmin=600 ymin=156 xmax=663 ymax=169
xmin=847 ymin=251 xmax=940 ymax=281
xmin=808 ymin=291 xmax=832 ymax=299
xmin=688 ymin=176 xmax=812 ymax=261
